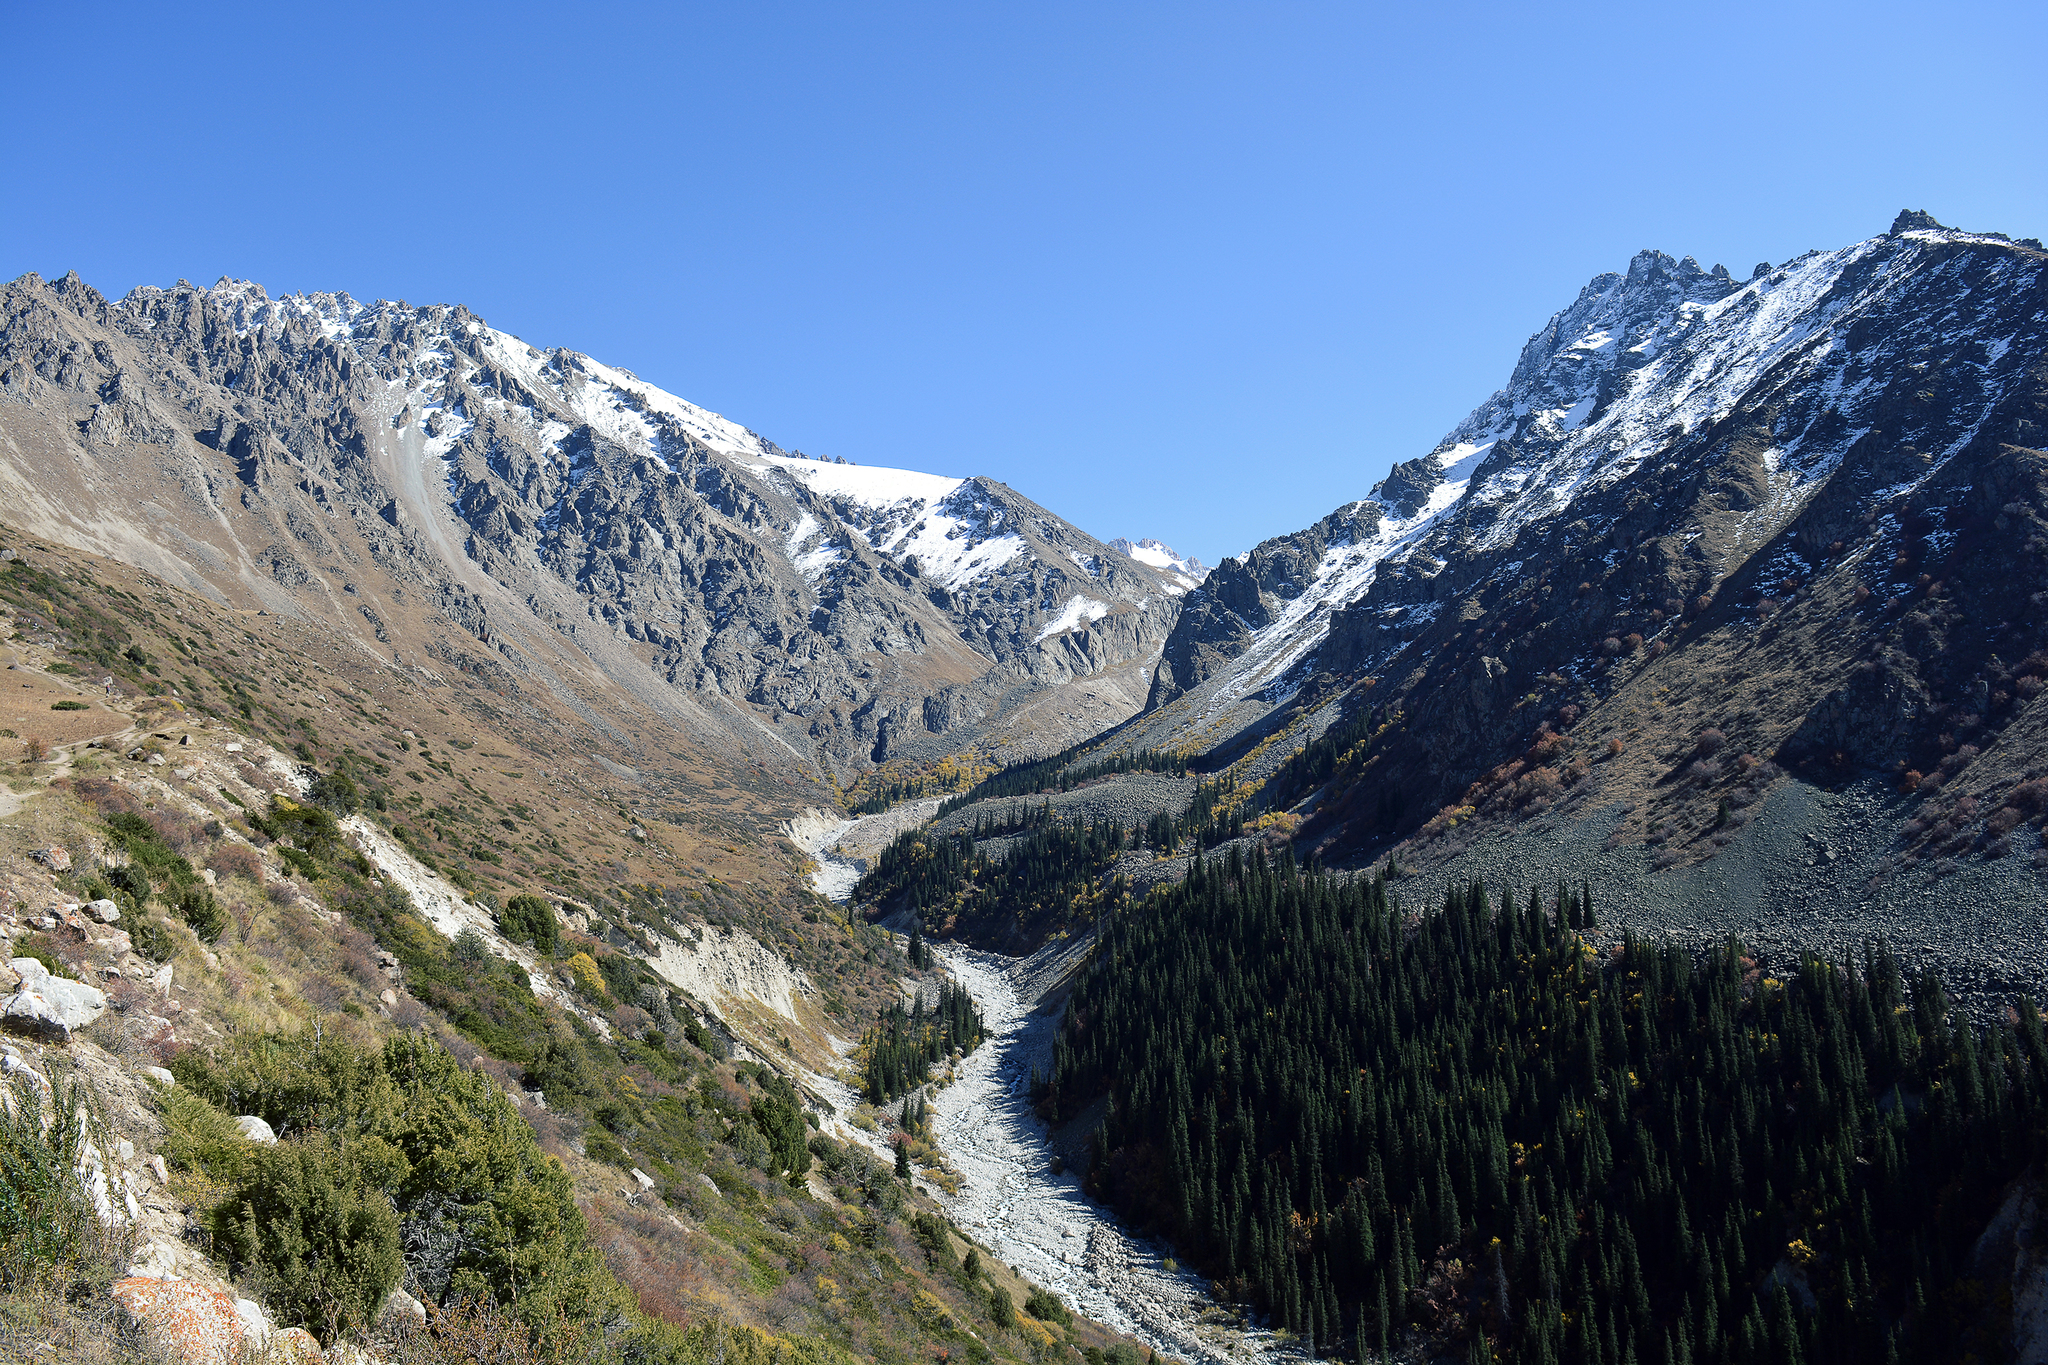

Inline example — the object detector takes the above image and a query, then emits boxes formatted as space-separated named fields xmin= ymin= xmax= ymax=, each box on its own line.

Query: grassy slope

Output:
xmin=0 ymin=524 xmax=1144 ymax=1363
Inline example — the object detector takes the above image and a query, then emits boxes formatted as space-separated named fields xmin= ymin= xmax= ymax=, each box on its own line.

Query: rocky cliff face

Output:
xmin=0 ymin=274 xmax=1181 ymax=781
xmin=1136 ymin=214 xmax=2048 ymax=859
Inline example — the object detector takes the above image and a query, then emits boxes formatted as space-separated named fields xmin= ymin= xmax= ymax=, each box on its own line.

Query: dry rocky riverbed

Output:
xmin=790 ymin=804 xmax=1297 ymax=1364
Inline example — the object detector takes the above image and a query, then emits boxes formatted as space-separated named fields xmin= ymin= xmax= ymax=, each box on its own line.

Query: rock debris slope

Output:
xmin=0 ymin=273 xmax=1181 ymax=783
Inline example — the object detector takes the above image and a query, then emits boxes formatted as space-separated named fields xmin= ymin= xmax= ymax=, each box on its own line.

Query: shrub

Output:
xmin=453 ymin=927 xmax=490 ymax=963
xmin=1024 ymin=1287 xmax=1070 ymax=1324
xmin=127 ymin=914 xmax=176 ymax=963
xmin=0 ymin=1074 xmax=130 ymax=1292
xmin=1695 ymin=728 xmax=1727 ymax=756
xmin=564 ymin=952 xmax=608 ymax=1002
xmin=305 ymin=770 xmax=360 ymax=816
xmin=178 ymin=886 xmax=229 ymax=943
xmin=748 ymin=1073 xmax=813 ymax=1185
xmin=50 ymin=700 xmax=87 ymax=711
xmin=988 ymin=1284 xmax=1016 ymax=1329
xmin=213 ymin=1132 xmax=406 ymax=1345
xmin=208 ymin=843 xmax=263 ymax=882
xmin=160 ymin=1088 xmax=257 ymax=1183
xmin=585 ymin=1129 xmax=632 ymax=1171
xmin=11 ymin=932 xmax=62 ymax=979
xmin=259 ymin=796 xmax=342 ymax=857
xmin=499 ymin=894 xmax=561 ymax=956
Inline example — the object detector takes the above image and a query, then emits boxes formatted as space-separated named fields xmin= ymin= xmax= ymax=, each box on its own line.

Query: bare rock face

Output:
xmin=0 ymin=272 xmax=1185 ymax=780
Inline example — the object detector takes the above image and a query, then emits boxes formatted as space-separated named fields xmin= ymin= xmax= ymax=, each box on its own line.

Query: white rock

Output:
xmin=233 ymin=1115 xmax=278 ymax=1145
xmin=4 ymin=961 xmax=108 ymax=1041
xmin=200 ymin=868 xmax=217 ymax=886
xmin=379 ymin=988 xmax=398 ymax=1007
xmin=148 ymin=1154 xmax=169 ymax=1185
xmin=126 ymin=1239 xmax=184 ymax=1279
xmin=379 ymin=1286 xmax=428 ymax=1325
xmin=233 ymin=1296 xmax=271 ymax=1346
xmin=698 ymin=1173 xmax=720 ymax=1196
xmin=117 ymin=1137 xmax=135 ymax=1161
xmin=224 ymin=742 xmax=243 ymax=753
xmin=149 ymin=963 xmax=173 ymax=993
xmin=88 ymin=899 xmax=122 ymax=923
xmin=140 ymin=1064 xmax=176 ymax=1087
xmin=631 ymin=1167 xmax=656 ymax=1191
xmin=146 ymin=753 xmax=166 ymax=767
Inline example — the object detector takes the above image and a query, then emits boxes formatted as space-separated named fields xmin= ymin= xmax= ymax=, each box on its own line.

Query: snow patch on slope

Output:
xmin=751 ymin=454 xmax=1029 ymax=591
xmin=1034 ymin=594 xmax=1111 ymax=644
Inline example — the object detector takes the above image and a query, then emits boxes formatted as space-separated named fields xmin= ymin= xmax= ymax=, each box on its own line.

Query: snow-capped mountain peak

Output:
xmin=1108 ymin=537 xmax=1208 ymax=592
xmin=1151 ymin=213 xmax=2048 ymax=713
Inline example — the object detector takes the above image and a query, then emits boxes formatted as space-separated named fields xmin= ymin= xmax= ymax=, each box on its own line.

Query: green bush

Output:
xmin=50 ymin=699 xmax=87 ymax=711
xmin=127 ymin=913 xmax=176 ymax=963
xmin=747 ymin=1073 xmax=812 ymax=1185
xmin=306 ymin=770 xmax=360 ymax=815
xmin=160 ymin=1088 xmax=256 ymax=1182
xmin=212 ymin=1133 xmax=405 ymax=1345
xmin=181 ymin=1030 xmax=625 ymax=1329
xmin=107 ymin=862 xmax=152 ymax=906
xmin=585 ymin=1129 xmax=632 ymax=1171
xmin=987 ymin=1285 xmax=1015 ymax=1330
xmin=453 ymin=927 xmax=490 ymax=962
xmin=1024 ymin=1287 xmax=1071 ymax=1324
xmin=0 ymin=1074 xmax=126 ymax=1290
xmin=178 ymin=885 xmax=228 ymax=943
xmin=498 ymin=894 xmax=561 ymax=956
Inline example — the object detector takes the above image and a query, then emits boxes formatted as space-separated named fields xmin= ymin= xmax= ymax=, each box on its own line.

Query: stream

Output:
xmin=787 ymin=806 xmax=1287 ymax=1363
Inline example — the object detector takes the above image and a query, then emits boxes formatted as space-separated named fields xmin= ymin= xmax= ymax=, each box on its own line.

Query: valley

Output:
xmin=4 ymin=208 xmax=2047 ymax=1364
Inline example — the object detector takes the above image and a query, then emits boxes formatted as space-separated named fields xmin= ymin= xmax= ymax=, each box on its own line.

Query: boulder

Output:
xmin=110 ymin=1276 xmax=257 ymax=1365
xmin=32 ymin=846 xmax=71 ymax=872
xmin=266 ymin=1326 xmax=323 ymax=1362
xmin=4 ymin=959 xmax=109 ymax=1041
xmin=377 ymin=1286 xmax=427 ymax=1328
xmin=233 ymin=1297 xmax=271 ymax=1349
xmin=234 ymin=1114 xmax=279 ymax=1144
xmin=631 ymin=1167 xmax=656 ymax=1191
xmin=141 ymin=1064 xmax=176 ymax=1087
xmin=88 ymin=898 xmax=122 ymax=923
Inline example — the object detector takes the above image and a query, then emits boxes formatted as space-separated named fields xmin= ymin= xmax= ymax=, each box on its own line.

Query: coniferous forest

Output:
xmin=862 ymin=980 xmax=984 ymax=1104
xmin=1042 ymin=846 xmax=2048 ymax=1364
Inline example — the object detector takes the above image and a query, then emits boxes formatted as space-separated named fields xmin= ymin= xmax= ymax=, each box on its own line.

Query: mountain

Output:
xmin=901 ymin=212 xmax=2048 ymax=1003
xmin=0 ymin=274 xmax=1182 ymax=787
xmin=1106 ymin=537 xmax=1208 ymax=592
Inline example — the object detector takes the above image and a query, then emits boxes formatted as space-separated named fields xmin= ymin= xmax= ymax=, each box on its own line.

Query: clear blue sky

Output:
xmin=6 ymin=2 xmax=2043 ymax=567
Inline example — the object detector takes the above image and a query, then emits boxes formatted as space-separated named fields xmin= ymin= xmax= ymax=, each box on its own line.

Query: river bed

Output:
xmin=786 ymin=804 xmax=1288 ymax=1363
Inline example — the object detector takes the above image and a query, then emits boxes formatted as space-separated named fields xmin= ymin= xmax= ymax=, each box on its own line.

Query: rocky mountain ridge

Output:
xmin=1123 ymin=214 xmax=2048 ymax=858
xmin=0 ymin=273 xmax=1184 ymax=788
